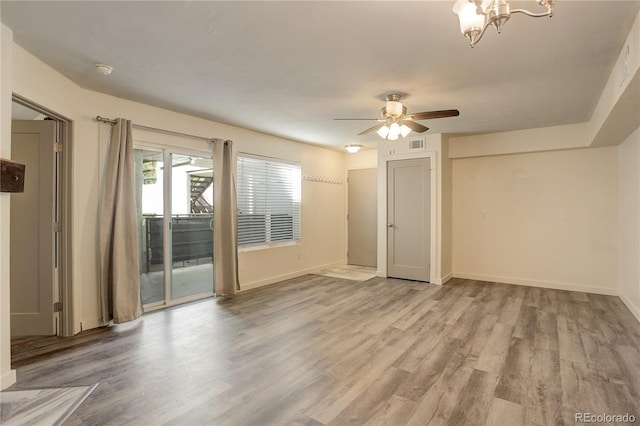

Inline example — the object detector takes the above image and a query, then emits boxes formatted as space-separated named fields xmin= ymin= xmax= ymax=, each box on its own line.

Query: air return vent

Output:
xmin=408 ymin=138 xmax=425 ymax=151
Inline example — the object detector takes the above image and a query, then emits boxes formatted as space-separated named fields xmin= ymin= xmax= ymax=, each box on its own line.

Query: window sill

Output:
xmin=238 ymin=240 xmax=300 ymax=252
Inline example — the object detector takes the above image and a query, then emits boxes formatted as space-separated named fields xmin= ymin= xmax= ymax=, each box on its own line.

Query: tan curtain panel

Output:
xmin=99 ymin=118 xmax=143 ymax=324
xmin=213 ymin=139 xmax=240 ymax=295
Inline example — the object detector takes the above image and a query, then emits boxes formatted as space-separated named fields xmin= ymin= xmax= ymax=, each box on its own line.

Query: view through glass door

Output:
xmin=169 ymin=154 xmax=214 ymax=300
xmin=135 ymin=148 xmax=215 ymax=309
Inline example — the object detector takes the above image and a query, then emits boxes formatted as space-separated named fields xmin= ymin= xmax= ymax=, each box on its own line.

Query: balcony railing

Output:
xmin=143 ymin=214 xmax=213 ymax=273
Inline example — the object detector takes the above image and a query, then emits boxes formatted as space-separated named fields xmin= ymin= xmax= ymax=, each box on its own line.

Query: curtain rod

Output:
xmin=95 ymin=115 xmax=213 ymax=143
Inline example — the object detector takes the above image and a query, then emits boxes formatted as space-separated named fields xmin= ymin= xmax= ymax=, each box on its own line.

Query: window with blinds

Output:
xmin=237 ymin=154 xmax=301 ymax=247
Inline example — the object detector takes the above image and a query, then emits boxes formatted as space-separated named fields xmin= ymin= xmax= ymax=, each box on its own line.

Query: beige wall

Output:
xmin=446 ymin=11 xmax=639 ymax=311
xmin=449 ymin=123 xmax=590 ymax=159
xmin=10 ymin=42 xmax=345 ymax=333
xmin=452 ymin=147 xmax=619 ymax=295
xmin=1 ymin=24 xmax=17 ymax=390
xmin=619 ymin=127 xmax=640 ymax=320
xmin=344 ymin=148 xmax=377 ymax=170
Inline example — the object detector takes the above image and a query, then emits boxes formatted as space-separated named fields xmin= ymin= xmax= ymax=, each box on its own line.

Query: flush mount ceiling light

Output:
xmin=345 ymin=144 xmax=362 ymax=154
xmin=94 ymin=63 xmax=113 ymax=75
xmin=453 ymin=0 xmax=555 ymax=47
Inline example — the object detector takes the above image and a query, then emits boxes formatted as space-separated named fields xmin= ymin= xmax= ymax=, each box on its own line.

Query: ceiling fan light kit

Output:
xmin=382 ymin=94 xmax=406 ymax=117
xmin=453 ymin=0 xmax=555 ymax=47
xmin=376 ymin=125 xmax=390 ymax=139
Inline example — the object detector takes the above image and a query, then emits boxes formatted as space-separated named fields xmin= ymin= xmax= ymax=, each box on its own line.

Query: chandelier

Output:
xmin=452 ymin=0 xmax=555 ymax=47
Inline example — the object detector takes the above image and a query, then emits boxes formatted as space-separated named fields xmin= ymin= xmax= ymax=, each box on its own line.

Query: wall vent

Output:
xmin=408 ymin=138 xmax=425 ymax=151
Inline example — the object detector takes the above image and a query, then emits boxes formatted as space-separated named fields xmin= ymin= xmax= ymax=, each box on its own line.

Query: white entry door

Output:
xmin=348 ymin=168 xmax=377 ymax=268
xmin=387 ymin=158 xmax=430 ymax=282
xmin=10 ymin=120 xmax=57 ymax=336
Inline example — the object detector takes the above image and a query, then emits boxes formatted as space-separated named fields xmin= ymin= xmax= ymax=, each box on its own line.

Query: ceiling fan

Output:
xmin=335 ymin=93 xmax=460 ymax=140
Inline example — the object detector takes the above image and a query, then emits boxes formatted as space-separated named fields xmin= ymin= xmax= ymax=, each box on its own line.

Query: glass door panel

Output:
xmin=170 ymin=154 xmax=215 ymax=300
xmin=134 ymin=148 xmax=165 ymax=306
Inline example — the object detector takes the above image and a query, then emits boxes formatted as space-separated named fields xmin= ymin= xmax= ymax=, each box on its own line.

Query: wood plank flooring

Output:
xmin=9 ymin=276 xmax=640 ymax=425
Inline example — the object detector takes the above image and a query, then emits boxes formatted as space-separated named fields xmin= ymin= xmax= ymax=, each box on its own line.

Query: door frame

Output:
xmin=12 ymin=93 xmax=74 ymax=336
xmin=378 ymin=151 xmax=437 ymax=284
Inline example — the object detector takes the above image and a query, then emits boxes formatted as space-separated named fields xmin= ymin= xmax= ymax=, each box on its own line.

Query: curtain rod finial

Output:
xmin=96 ymin=115 xmax=117 ymax=124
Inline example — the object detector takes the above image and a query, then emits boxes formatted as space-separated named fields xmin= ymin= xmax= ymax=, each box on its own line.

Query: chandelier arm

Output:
xmin=510 ymin=8 xmax=553 ymax=18
xmin=469 ymin=19 xmax=492 ymax=47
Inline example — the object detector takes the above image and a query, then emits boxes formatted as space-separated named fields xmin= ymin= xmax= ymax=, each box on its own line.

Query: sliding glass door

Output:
xmin=169 ymin=154 xmax=214 ymax=300
xmin=135 ymin=148 xmax=215 ymax=310
xmin=135 ymin=148 xmax=165 ymax=305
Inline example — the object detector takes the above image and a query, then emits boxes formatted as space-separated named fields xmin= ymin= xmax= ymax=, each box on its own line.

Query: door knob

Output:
xmin=387 ymin=223 xmax=393 ymax=228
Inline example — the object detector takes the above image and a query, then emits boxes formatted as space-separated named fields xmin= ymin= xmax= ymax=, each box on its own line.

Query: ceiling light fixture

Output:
xmin=452 ymin=0 xmax=555 ymax=47
xmin=376 ymin=119 xmax=412 ymax=141
xmin=95 ymin=63 xmax=113 ymax=75
xmin=376 ymin=125 xmax=390 ymax=139
xmin=345 ymin=144 xmax=362 ymax=154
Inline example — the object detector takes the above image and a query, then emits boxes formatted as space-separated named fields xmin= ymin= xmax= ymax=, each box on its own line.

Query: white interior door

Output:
xmin=348 ymin=168 xmax=377 ymax=268
xmin=387 ymin=158 xmax=430 ymax=282
xmin=10 ymin=120 xmax=57 ymax=336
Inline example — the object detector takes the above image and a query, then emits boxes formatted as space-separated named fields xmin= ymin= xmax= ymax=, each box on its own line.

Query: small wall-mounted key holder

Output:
xmin=0 ymin=158 xmax=26 ymax=193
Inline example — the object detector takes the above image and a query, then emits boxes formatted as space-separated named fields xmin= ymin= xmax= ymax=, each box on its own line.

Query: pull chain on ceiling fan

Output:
xmin=334 ymin=94 xmax=460 ymax=140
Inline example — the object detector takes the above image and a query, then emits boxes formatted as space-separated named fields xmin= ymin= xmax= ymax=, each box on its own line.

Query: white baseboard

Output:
xmin=452 ymin=272 xmax=619 ymax=296
xmin=77 ymin=317 xmax=105 ymax=334
xmin=620 ymin=293 xmax=640 ymax=322
xmin=374 ymin=272 xmax=451 ymax=285
xmin=240 ymin=261 xmax=345 ymax=291
xmin=1 ymin=369 xmax=16 ymax=390
xmin=434 ymin=273 xmax=453 ymax=285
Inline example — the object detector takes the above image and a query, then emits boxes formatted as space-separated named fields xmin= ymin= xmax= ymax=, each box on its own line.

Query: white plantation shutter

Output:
xmin=237 ymin=154 xmax=301 ymax=246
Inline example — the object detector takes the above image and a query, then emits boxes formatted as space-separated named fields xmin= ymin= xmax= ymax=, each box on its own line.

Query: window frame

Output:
xmin=236 ymin=153 xmax=302 ymax=250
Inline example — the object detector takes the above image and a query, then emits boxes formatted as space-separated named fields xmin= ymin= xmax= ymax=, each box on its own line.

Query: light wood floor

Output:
xmin=9 ymin=276 xmax=640 ymax=425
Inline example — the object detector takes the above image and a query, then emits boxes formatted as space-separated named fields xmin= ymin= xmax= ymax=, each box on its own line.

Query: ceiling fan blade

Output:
xmin=408 ymin=109 xmax=460 ymax=121
xmin=358 ymin=123 xmax=385 ymax=136
xmin=333 ymin=118 xmax=381 ymax=121
xmin=402 ymin=121 xmax=429 ymax=133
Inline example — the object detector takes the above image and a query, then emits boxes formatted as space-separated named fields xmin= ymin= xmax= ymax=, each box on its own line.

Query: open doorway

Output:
xmin=10 ymin=95 xmax=73 ymax=337
xmin=347 ymin=168 xmax=377 ymax=268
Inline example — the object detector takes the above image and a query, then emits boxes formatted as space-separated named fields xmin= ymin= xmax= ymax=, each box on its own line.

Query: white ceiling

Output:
xmin=2 ymin=1 xmax=639 ymax=150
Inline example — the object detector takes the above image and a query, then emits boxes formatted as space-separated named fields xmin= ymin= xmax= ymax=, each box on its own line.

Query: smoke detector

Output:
xmin=94 ymin=63 xmax=113 ymax=75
